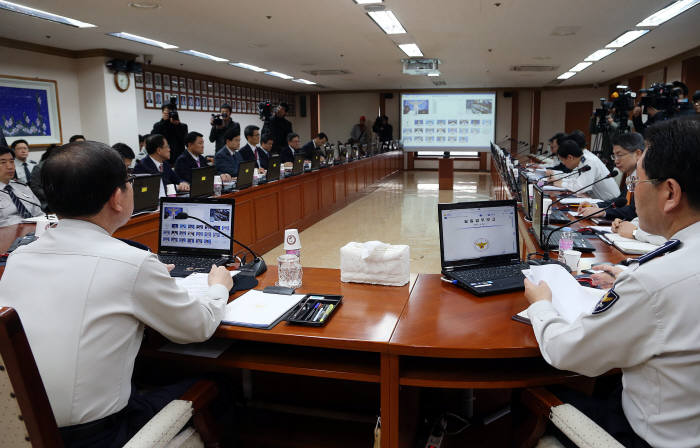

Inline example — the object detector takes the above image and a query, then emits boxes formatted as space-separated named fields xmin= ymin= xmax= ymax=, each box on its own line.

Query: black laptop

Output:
xmin=266 ymin=156 xmax=281 ymax=182
xmin=190 ymin=165 xmax=215 ymax=198
xmin=438 ymin=200 xmax=528 ymax=297
xmin=132 ymin=174 xmax=161 ymax=215
xmin=236 ymin=160 xmax=256 ymax=190
xmin=311 ymin=152 xmax=321 ymax=171
xmin=519 ymin=171 xmax=532 ymax=220
xmin=532 ymin=184 xmax=595 ymax=252
xmin=157 ymin=197 xmax=235 ymax=277
xmin=291 ymin=154 xmax=305 ymax=176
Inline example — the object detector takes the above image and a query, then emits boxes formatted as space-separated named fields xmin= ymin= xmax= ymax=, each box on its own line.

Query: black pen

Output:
xmin=312 ymin=304 xmax=328 ymax=322
xmin=292 ymin=297 xmax=311 ymax=320
xmin=303 ymin=302 xmax=320 ymax=321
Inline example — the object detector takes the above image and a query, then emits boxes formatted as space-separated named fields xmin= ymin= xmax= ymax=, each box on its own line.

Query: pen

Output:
xmin=291 ymin=296 xmax=311 ymax=320
xmin=440 ymin=277 xmax=458 ymax=285
xmin=312 ymin=304 xmax=327 ymax=322
xmin=304 ymin=302 xmax=320 ymax=321
xmin=319 ymin=304 xmax=335 ymax=322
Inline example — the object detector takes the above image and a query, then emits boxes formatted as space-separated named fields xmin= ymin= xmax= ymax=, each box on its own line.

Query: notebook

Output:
xmin=222 ymin=289 xmax=306 ymax=329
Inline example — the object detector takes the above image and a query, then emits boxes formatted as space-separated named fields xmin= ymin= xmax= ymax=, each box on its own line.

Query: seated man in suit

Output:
xmin=213 ymin=124 xmax=241 ymax=182
xmin=256 ymin=133 xmax=273 ymax=170
xmin=0 ymin=140 xmax=233 ymax=447
xmin=300 ymin=132 xmax=328 ymax=161
xmin=112 ymin=142 xmax=135 ymax=170
xmin=133 ymin=134 xmax=189 ymax=192
xmin=11 ymin=139 xmax=37 ymax=183
xmin=240 ymin=125 xmax=263 ymax=173
xmin=174 ymin=131 xmax=209 ymax=184
xmin=0 ymin=145 xmax=43 ymax=227
xmin=280 ymin=132 xmax=301 ymax=164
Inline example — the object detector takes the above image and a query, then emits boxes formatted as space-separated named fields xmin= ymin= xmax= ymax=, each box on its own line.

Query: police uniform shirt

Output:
xmin=14 ymin=158 xmax=37 ymax=183
xmin=560 ymin=149 xmax=620 ymax=201
xmin=0 ymin=179 xmax=43 ymax=227
xmin=0 ymin=219 xmax=229 ymax=427
xmin=527 ymin=221 xmax=700 ymax=448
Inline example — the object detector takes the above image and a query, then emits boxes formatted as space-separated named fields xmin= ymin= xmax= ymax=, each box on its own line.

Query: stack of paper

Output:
xmin=559 ymin=198 xmax=603 ymax=205
xmin=222 ymin=290 xmax=305 ymax=329
xmin=175 ymin=271 xmax=239 ymax=296
xmin=543 ymin=185 xmax=568 ymax=192
xmin=598 ymin=233 xmax=660 ymax=254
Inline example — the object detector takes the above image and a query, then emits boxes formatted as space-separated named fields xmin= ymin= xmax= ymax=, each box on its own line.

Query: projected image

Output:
xmin=425 ymin=128 xmax=435 ymax=134
xmin=414 ymin=119 xmax=423 ymax=125
xmin=466 ymin=99 xmax=493 ymax=114
xmin=164 ymin=207 xmax=183 ymax=219
xmin=404 ymin=128 xmax=413 ymax=134
xmin=436 ymin=120 xmax=446 ymax=125
xmin=459 ymin=120 xmax=469 ymax=125
xmin=425 ymin=120 xmax=435 ymax=125
xmin=459 ymin=136 xmax=469 ymax=143
xmin=426 ymin=136 xmax=435 ymax=142
xmin=414 ymin=128 xmax=424 ymax=134
xmin=403 ymin=99 xmax=429 ymax=114
xmin=414 ymin=136 xmax=424 ymax=142
xmin=471 ymin=119 xmax=480 ymax=126
xmin=448 ymin=119 xmax=458 ymax=125
xmin=210 ymin=208 xmax=230 ymax=222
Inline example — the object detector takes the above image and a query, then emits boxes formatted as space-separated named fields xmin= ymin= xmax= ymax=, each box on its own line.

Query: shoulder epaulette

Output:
xmin=635 ymin=239 xmax=681 ymax=265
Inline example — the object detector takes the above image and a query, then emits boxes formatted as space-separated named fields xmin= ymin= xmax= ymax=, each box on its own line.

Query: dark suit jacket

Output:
xmin=255 ymin=147 xmax=270 ymax=170
xmin=280 ymin=146 xmax=297 ymax=164
xmin=602 ymin=183 xmax=636 ymax=221
xmin=300 ymin=141 xmax=318 ymax=160
xmin=174 ymin=151 xmax=209 ymax=184
xmin=232 ymin=145 xmax=256 ymax=176
xmin=133 ymin=156 xmax=181 ymax=187
xmin=214 ymin=146 xmax=237 ymax=176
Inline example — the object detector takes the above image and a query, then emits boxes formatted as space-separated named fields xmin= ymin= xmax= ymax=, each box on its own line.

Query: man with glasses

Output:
xmin=0 ymin=141 xmax=233 ymax=447
xmin=0 ymin=145 xmax=43 ymax=227
xmin=524 ymin=118 xmax=700 ymax=448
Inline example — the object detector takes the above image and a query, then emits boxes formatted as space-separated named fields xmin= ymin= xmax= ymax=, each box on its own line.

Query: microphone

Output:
xmin=174 ymin=212 xmax=267 ymax=277
xmin=542 ymin=165 xmax=591 ymax=186
xmin=544 ymin=169 xmax=618 ymax=217
xmin=541 ymin=197 xmax=628 ymax=261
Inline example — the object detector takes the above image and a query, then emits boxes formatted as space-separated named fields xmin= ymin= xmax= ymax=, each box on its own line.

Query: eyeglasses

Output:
xmin=611 ymin=152 xmax=632 ymax=161
xmin=626 ymin=175 xmax=660 ymax=192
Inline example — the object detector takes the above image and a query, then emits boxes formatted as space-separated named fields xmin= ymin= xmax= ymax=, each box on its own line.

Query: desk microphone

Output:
xmin=544 ymin=169 xmax=618 ymax=217
xmin=174 ymin=212 xmax=267 ymax=277
xmin=541 ymin=197 xmax=627 ymax=261
xmin=542 ymin=165 xmax=591 ymax=185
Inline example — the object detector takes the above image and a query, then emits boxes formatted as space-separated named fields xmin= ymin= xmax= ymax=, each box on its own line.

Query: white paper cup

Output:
xmin=542 ymin=197 xmax=553 ymax=216
xmin=284 ymin=229 xmax=301 ymax=250
xmin=563 ymin=249 xmax=582 ymax=272
xmin=166 ymin=184 xmax=177 ymax=197
xmin=528 ymin=184 xmax=534 ymax=199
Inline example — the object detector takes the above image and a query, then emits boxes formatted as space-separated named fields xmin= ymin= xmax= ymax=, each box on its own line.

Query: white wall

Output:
xmin=667 ymin=61 xmax=683 ymax=83
xmin=517 ymin=89 xmax=532 ymax=147
xmin=539 ymin=86 xmax=608 ymax=145
xmin=290 ymin=93 xmax=310 ymax=142
xmin=319 ymin=93 xmax=379 ymax=144
xmin=0 ymin=45 xmax=82 ymax=161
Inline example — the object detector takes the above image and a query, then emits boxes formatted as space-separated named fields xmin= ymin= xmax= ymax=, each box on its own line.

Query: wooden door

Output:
xmin=682 ymin=56 xmax=700 ymax=97
xmin=564 ymin=101 xmax=593 ymax=148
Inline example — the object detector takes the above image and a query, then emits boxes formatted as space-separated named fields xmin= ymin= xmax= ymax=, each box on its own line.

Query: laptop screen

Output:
xmin=158 ymin=197 xmax=234 ymax=256
xmin=520 ymin=171 xmax=530 ymax=220
xmin=532 ymin=184 xmax=544 ymax=244
xmin=439 ymin=201 xmax=519 ymax=266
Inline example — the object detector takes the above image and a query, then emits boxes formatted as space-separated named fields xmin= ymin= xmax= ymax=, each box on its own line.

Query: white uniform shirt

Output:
xmin=0 ymin=219 xmax=229 ymax=427
xmin=527 ymin=221 xmax=700 ymax=448
xmin=561 ymin=149 xmax=620 ymax=201
xmin=0 ymin=179 xmax=43 ymax=227
xmin=14 ymin=158 xmax=37 ymax=183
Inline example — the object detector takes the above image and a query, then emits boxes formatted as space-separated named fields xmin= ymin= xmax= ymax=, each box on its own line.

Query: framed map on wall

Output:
xmin=0 ymin=75 xmax=62 ymax=146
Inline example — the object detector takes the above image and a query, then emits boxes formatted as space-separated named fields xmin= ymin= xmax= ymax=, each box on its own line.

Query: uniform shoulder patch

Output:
xmin=592 ymin=289 xmax=619 ymax=314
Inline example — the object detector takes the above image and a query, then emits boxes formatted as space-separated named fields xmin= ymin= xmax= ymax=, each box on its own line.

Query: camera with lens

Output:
xmin=167 ymin=97 xmax=179 ymax=120
xmin=258 ymin=101 xmax=273 ymax=122
xmin=639 ymin=82 xmax=677 ymax=115
xmin=211 ymin=113 xmax=223 ymax=126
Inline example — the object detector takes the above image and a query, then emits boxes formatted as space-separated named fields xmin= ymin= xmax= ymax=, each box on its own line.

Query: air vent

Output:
xmin=510 ymin=65 xmax=558 ymax=72
xmin=302 ymin=69 xmax=351 ymax=76
xmin=431 ymin=79 xmax=447 ymax=86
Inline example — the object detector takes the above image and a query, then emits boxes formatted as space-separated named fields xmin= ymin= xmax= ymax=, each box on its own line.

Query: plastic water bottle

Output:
xmin=213 ymin=175 xmax=222 ymax=196
xmin=558 ymin=228 xmax=574 ymax=263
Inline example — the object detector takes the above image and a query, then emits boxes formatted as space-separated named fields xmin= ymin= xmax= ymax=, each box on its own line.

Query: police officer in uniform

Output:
xmin=525 ymin=118 xmax=700 ymax=448
xmin=0 ymin=145 xmax=43 ymax=227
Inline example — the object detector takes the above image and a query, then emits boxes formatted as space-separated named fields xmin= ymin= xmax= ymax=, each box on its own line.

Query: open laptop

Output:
xmin=291 ymin=154 xmax=305 ymax=176
xmin=311 ymin=152 xmax=321 ymax=171
xmin=190 ymin=166 xmax=215 ymax=198
xmin=519 ymin=171 xmax=531 ymax=220
xmin=265 ymin=156 xmax=281 ymax=182
xmin=157 ymin=197 xmax=235 ymax=277
xmin=532 ymin=184 xmax=595 ymax=252
xmin=438 ymin=200 xmax=528 ymax=296
xmin=236 ymin=160 xmax=256 ymax=190
xmin=132 ymin=174 xmax=161 ymax=215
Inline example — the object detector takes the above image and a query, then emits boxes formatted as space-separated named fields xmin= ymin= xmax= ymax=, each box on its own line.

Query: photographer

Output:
xmin=372 ymin=115 xmax=393 ymax=142
xmin=209 ymin=103 xmax=238 ymax=150
xmin=263 ymin=103 xmax=292 ymax=155
xmin=150 ymin=103 xmax=187 ymax=163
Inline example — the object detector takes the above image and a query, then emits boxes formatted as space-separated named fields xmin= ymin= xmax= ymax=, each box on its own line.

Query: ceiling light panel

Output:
xmin=398 ymin=43 xmax=423 ymax=57
xmin=606 ymin=30 xmax=649 ymax=48
xmin=107 ymin=32 xmax=177 ymax=49
xmin=265 ymin=71 xmax=294 ymax=80
xmin=584 ymin=48 xmax=616 ymax=62
xmin=569 ymin=62 xmax=592 ymax=72
xmin=230 ymin=62 xmax=267 ymax=72
xmin=293 ymin=78 xmax=316 ymax=85
xmin=178 ymin=50 xmax=228 ymax=62
xmin=557 ymin=72 xmax=576 ymax=80
xmin=636 ymin=0 xmax=700 ymax=27
xmin=367 ymin=10 xmax=406 ymax=34
xmin=0 ymin=0 xmax=96 ymax=27
xmin=354 ymin=0 xmax=382 ymax=4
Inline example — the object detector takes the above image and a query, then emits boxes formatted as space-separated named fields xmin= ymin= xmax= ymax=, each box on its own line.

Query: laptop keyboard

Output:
xmin=158 ymin=255 xmax=225 ymax=271
xmin=543 ymin=230 xmax=594 ymax=251
xmin=449 ymin=263 xmax=528 ymax=284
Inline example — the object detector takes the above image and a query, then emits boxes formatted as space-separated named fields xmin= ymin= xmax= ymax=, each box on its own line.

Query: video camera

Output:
xmin=211 ymin=114 xmax=223 ymax=126
xmin=638 ymin=82 xmax=678 ymax=115
xmin=592 ymin=86 xmax=636 ymax=133
xmin=167 ymin=97 xmax=179 ymax=121
xmin=258 ymin=100 xmax=273 ymax=122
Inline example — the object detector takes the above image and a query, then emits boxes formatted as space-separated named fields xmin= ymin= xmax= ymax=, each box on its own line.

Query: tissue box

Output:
xmin=340 ymin=241 xmax=410 ymax=286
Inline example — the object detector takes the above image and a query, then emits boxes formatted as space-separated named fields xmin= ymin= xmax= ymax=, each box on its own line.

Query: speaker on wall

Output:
xmin=299 ymin=95 xmax=307 ymax=117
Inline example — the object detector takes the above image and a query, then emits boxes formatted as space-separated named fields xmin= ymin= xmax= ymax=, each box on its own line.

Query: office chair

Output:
xmin=0 ymin=306 xmax=220 ymax=448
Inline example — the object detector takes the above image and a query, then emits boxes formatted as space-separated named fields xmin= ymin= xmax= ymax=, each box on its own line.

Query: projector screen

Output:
xmin=400 ymin=92 xmax=496 ymax=152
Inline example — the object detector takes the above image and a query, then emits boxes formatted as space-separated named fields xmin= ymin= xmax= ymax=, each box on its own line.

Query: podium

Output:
xmin=438 ymin=157 xmax=453 ymax=190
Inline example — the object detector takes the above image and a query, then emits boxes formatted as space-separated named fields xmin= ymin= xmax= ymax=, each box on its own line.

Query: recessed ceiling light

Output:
xmin=616 ymin=85 xmax=629 ymax=89
xmin=584 ymin=48 xmax=616 ymax=62
xmin=354 ymin=0 xmax=382 ymax=3
xmin=398 ymin=43 xmax=423 ymax=57
xmin=557 ymin=72 xmax=576 ymax=80
xmin=569 ymin=62 xmax=592 ymax=72
xmin=230 ymin=62 xmax=267 ymax=72
xmin=107 ymin=32 xmax=177 ymax=49
xmin=367 ymin=10 xmax=406 ymax=34
xmin=177 ymin=50 xmax=228 ymax=62
xmin=606 ymin=30 xmax=649 ymax=48
xmin=637 ymin=0 xmax=700 ymax=27
xmin=0 ymin=0 xmax=96 ymax=28
xmin=427 ymin=72 xmax=440 ymax=77
xmin=293 ymin=78 xmax=317 ymax=85
xmin=128 ymin=1 xmax=160 ymax=9
xmin=265 ymin=71 xmax=294 ymax=80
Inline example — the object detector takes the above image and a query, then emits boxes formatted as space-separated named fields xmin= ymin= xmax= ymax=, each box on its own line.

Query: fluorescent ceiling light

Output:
xmin=606 ymin=30 xmax=649 ymax=48
xmin=177 ymin=50 xmax=228 ymax=62
xmin=265 ymin=71 xmax=294 ymax=80
xmin=637 ymin=0 xmax=700 ymax=26
xmin=354 ymin=0 xmax=382 ymax=3
xmin=367 ymin=10 xmax=406 ymax=34
xmin=557 ymin=72 xmax=576 ymax=80
xmin=427 ymin=72 xmax=440 ymax=77
xmin=0 ymin=0 xmax=95 ymax=27
xmin=584 ymin=48 xmax=616 ymax=62
xmin=569 ymin=62 xmax=592 ymax=72
xmin=398 ymin=43 xmax=423 ymax=57
xmin=293 ymin=78 xmax=317 ymax=85
xmin=107 ymin=32 xmax=177 ymax=49
xmin=616 ymin=85 xmax=629 ymax=89
xmin=230 ymin=62 xmax=267 ymax=72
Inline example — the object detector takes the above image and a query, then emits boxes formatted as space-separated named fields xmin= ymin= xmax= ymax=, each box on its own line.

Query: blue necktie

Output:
xmin=23 ymin=162 xmax=31 ymax=182
xmin=5 ymin=184 xmax=32 ymax=219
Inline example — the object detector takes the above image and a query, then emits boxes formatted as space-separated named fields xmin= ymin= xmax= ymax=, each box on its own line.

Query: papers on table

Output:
xmin=222 ymin=289 xmax=305 ymax=329
xmin=522 ymin=264 xmax=604 ymax=324
xmin=175 ymin=271 xmax=239 ymax=296
xmin=22 ymin=214 xmax=58 ymax=223
xmin=558 ymin=198 xmax=603 ymax=205
xmin=598 ymin=233 xmax=660 ymax=254
xmin=542 ymin=185 xmax=568 ymax=192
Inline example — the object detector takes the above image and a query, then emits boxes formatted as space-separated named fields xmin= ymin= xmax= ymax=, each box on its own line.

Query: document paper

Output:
xmin=222 ymin=289 xmax=305 ymax=328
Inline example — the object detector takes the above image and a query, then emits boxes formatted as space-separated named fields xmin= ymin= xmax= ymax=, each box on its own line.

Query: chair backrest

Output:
xmin=0 ymin=307 xmax=63 ymax=448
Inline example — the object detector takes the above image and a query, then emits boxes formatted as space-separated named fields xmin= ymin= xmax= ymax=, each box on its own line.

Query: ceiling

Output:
xmin=1 ymin=0 xmax=699 ymax=91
